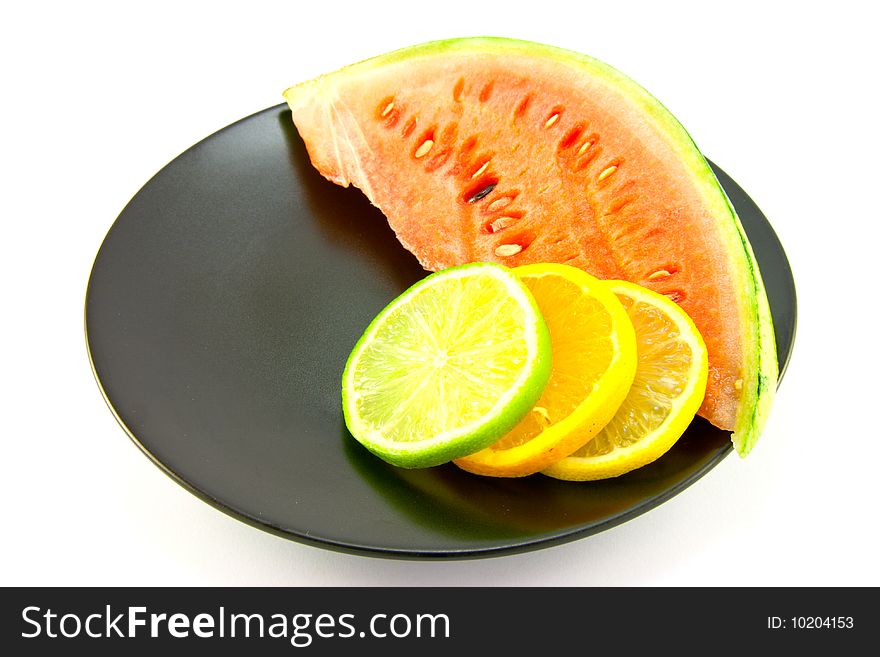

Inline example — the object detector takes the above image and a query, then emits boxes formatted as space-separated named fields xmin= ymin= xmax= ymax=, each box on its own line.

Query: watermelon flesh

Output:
xmin=284 ymin=38 xmax=777 ymax=455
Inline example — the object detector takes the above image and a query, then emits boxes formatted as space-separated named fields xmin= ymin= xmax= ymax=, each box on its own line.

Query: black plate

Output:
xmin=86 ymin=104 xmax=796 ymax=559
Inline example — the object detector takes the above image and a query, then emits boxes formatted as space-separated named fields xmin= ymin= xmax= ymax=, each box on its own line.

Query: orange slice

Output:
xmin=453 ymin=263 xmax=637 ymax=477
xmin=543 ymin=280 xmax=708 ymax=480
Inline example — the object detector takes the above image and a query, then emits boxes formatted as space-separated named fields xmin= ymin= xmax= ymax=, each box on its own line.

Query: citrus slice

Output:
xmin=342 ymin=262 xmax=552 ymax=469
xmin=453 ymin=264 xmax=637 ymax=477
xmin=543 ymin=280 xmax=708 ymax=481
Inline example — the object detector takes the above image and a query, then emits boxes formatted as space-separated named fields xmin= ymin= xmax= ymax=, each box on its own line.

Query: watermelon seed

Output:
xmin=598 ymin=165 xmax=618 ymax=181
xmin=494 ymin=244 xmax=523 ymax=257
xmin=734 ymin=379 xmax=743 ymax=391
xmin=577 ymin=140 xmax=595 ymax=156
xmin=544 ymin=106 xmax=565 ymax=129
xmin=376 ymin=96 xmax=400 ymax=127
xmin=488 ymin=216 xmax=519 ymax=233
xmin=576 ymin=147 xmax=602 ymax=170
xmin=647 ymin=269 xmax=672 ymax=281
xmin=662 ymin=290 xmax=686 ymax=304
xmin=468 ymin=182 xmax=496 ymax=203
xmin=559 ymin=123 xmax=586 ymax=151
xmin=471 ymin=161 xmax=490 ymax=179
xmin=414 ymin=139 xmax=434 ymax=158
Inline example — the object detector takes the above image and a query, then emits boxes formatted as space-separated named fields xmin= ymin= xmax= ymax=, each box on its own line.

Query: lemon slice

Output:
xmin=543 ymin=280 xmax=708 ymax=481
xmin=453 ymin=264 xmax=637 ymax=477
xmin=342 ymin=262 xmax=552 ymax=469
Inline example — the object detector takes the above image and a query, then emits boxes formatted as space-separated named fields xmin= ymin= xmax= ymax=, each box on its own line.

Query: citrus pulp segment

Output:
xmin=543 ymin=280 xmax=708 ymax=481
xmin=342 ymin=262 xmax=551 ymax=468
xmin=453 ymin=264 xmax=637 ymax=477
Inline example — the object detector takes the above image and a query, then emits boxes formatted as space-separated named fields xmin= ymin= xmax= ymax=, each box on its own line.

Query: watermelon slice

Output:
xmin=283 ymin=37 xmax=777 ymax=456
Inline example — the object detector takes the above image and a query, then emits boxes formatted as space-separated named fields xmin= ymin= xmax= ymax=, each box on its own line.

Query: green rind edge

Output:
xmin=341 ymin=262 xmax=553 ymax=469
xmin=719 ymin=187 xmax=778 ymax=456
xmin=288 ymin=36 xmax=778 ymax=455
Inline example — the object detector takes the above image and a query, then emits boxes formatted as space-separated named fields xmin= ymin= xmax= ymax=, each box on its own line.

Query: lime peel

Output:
xmin=342 ymin=262 xmax=551 ymax=468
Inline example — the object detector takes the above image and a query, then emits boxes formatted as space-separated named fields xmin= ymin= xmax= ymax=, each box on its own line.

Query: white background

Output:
xmin=3 ymin=0 xmax=878 ymax=586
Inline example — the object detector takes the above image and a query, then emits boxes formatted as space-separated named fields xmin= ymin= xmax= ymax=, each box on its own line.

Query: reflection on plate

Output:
xmin=86 ymin=105 xmax=796 ymax=559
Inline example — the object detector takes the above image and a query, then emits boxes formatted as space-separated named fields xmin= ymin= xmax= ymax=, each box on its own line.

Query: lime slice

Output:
xmin=342 ymin=262 xmax=552 ymax=468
